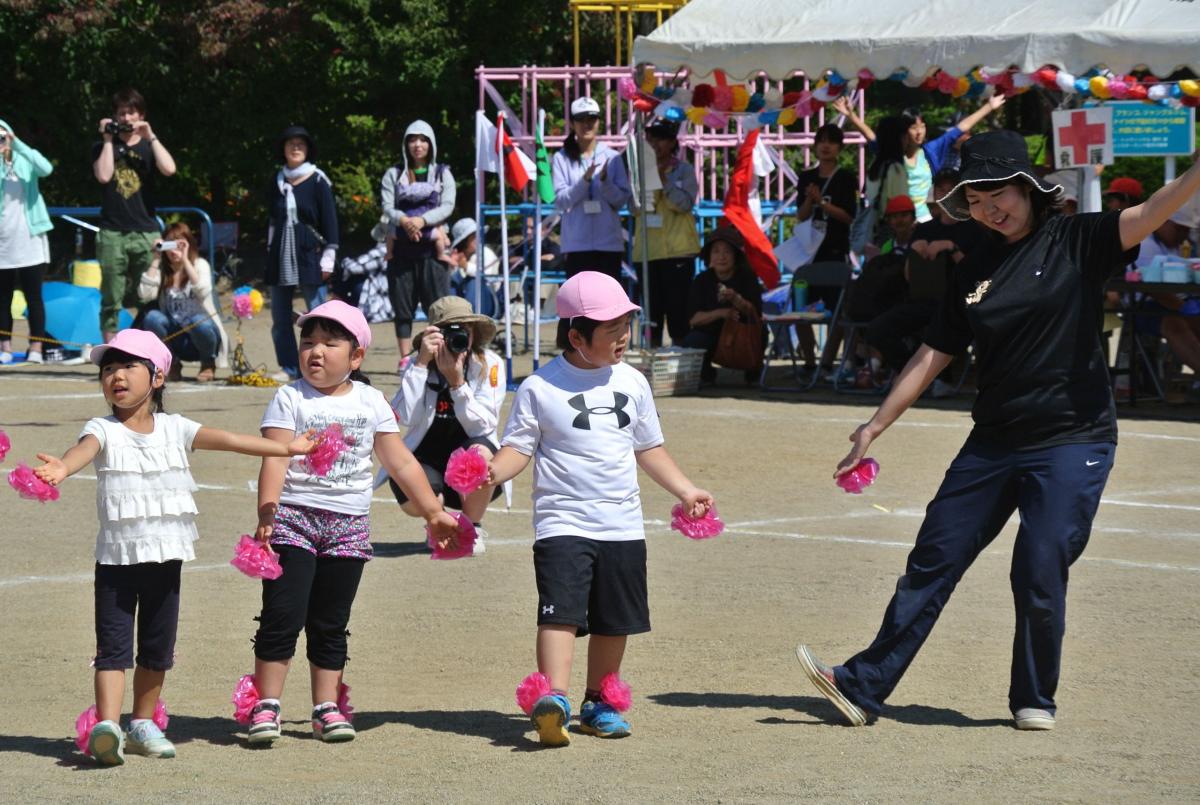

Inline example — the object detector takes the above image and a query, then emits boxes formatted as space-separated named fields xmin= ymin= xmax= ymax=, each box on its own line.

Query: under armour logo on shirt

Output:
xmin=542 ymin=604 xmax=555 ymax=615
xmin=568 ymin=392 xmax=631 ymax=430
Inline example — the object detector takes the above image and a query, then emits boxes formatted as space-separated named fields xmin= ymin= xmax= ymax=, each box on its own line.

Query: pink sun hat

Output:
xmin=556 ymin=271 xmax=640 ymax=322
xmin=90 ymin=329 xmax=173 ymax=377
xmin=296 ymin=300 xmax=372 ymax=350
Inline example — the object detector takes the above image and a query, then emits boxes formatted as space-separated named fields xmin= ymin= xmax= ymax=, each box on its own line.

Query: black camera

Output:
xmin=443 ymin=323 xmax=471 ymax=355
xmin=104 ymin=121 xmax=133 ymax=136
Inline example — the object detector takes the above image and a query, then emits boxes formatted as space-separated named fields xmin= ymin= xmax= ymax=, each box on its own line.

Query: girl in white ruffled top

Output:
xmin=32 ymin=328 xmax=315 ymax=766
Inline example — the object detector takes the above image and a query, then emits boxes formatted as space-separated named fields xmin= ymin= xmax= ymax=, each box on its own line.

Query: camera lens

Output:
xmin=444 ymin=324 xmax=470 ymax=354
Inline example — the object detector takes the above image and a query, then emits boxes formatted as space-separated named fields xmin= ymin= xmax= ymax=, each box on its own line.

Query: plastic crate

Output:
xmin=624 ymin=348 xmax=706 ymax=397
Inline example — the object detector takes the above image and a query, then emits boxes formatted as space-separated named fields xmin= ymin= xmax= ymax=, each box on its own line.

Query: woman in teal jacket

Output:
xmin=0 ymin=120 xmax=52 ymax=364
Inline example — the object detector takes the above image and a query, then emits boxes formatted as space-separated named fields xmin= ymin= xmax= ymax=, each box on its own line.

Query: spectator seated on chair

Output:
xmin=333 ymin=218 xmax=393 ymax=324
xmin=1129 ymin=208 xmax=1200 ymax=389
xmin=682 ymin=225 xmax=764 ymax=385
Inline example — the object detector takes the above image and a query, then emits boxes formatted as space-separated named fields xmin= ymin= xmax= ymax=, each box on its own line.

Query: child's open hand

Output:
xmin=33 ymin=453 xmax=68 ymax=486
xmin=287 ymin=429 xmax=318 ymax=456
xmin=426 ymin=510 xmax=460 ymax=551
xmin=679 ymin=487 xmax=714 ymax=519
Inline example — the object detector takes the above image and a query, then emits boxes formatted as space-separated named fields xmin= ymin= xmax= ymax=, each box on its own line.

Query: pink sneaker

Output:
xmin=312 ymin=702 xmax=355 ymax=742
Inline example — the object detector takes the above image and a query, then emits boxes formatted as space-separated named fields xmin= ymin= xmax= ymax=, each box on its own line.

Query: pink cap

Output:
xmin=556 ymin=271 xmax=640 ymax=322
xmin=90 ymin=329 xmax=173 ymax=377
xmin=296 ymin=300 xmax=372 ymax=350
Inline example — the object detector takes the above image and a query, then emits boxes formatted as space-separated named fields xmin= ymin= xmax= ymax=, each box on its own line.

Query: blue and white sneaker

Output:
xmin=531 ymin=693 xmax=571 ymax=747
xmin=578 ymin=701 xmax=631 ymax=738
xmin=87 ymin=719 xmax=125 ymax=766
xmin=126 ymin=718 xmax=176 ymax=758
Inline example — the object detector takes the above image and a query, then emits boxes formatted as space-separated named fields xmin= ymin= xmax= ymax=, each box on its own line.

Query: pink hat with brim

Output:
xmin=556 ymin=271 xmax=640 ymax=322
xmin=296 ymin=300 xmax=372 ymax=350
xmin=90 ymin=329 xmax=173 ymax=377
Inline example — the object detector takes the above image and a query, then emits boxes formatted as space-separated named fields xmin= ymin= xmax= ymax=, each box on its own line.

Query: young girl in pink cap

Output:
xmin=244 ymin=300 xmax=459 ymax=747
xmin=489 ymin=271 xmax=714 ymax=747
xmin=31 ymin=328 xmax=318 ymax=766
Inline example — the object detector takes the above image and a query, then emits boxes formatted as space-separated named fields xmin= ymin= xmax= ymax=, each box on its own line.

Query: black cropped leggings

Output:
xmin=0 ymin=264 xmax=47 ymax=342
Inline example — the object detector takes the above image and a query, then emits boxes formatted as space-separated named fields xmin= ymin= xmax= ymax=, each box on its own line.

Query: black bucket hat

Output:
xmin=277 ymin=125 xmax=316 ymax=161
xmin=936 ymin=129 xmax=1062 ymax=221
xmin=700 ymin=225 xmax=750 ymax=271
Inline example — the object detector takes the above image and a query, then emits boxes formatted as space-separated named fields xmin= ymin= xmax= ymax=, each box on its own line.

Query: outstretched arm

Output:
xmin=193 ymin=426 xmax=315 ymax=457
xmin=831 ymin=96 xmax=874 ymax=142
xmin=375 ymin=431 xmax=458 ymax=547
xmin=955 ymin=94 xmax=1005 ymax=135
xmin=1119 ymin=157 xmax=1200 ymax=251
xmin=33 ymin=435 xmax=102 ymax=486
xmin=635 ymin=445 xmax=712 ymax=518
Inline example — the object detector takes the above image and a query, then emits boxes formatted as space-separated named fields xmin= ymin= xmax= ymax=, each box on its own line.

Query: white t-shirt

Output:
xmin=81 ymin=413 xmax=202 ymax=564
xmin=0 ymin=173 xmax=50 ymax=269
xmin=261 ymin=379 xmax=400 ymax=515
xmin=502 ymin=355 xmax=664 ymax=541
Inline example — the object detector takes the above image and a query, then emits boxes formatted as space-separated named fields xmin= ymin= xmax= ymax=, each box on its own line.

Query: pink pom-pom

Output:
xmin=8 ymin=462 xmax=59 ymax=502
xmin=337 ymin=681 xmax=354 ymax=722
xmin=670 ymin=503 xmax=724 ymax=540
xmin=712 ymin=85 xmax=734 ymax=111
xmin=1125 ymin=269 xmax=1142 ymax=282
xmin=230 ymin=535 xmax=283 ymax=580
xmin=444 ymin=446 xmax=489 ymax=496
xmin=599 ymin=672 xmax=632 ymax=712
xmin=152 ymin=698 xmax=169 ymax=731
xmin=429 ymin=512 xmax=477 ymax=560
xmin=515 ymin=671 xmax=552 ymax=715
xmin=617 ymin=76 xmax=639 ymax=101
xmin=304 ymin=423 xmax=350 ymax=477
xmin=74 ymin=705 xmax=99 ymax=754
xmin=0 ymin=429 xmax=10 ymax=462
xmin=232 ymin=673 xmax=260 ymax=725
xmin=232 ymin=294 xmax=254 ymax=319
xmin=837 ymin=458 xmax=880 ymax=494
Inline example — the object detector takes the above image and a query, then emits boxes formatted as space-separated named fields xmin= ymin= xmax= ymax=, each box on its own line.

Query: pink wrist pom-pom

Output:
xmin=444 ymin=446 xmax=489 ymax=496
xmin=338 ymin=681 xmax=354 ymax=722
xmin=0 ymin=429 xmax=10 ymax=462
xmin=8 ymin=462 xmax=59 ymax=502
xmin=599 ymin=672 xmax=632 ymax=712
xmin=670 ymin=503 xmax=724 ymax=539
xmin=429 ymin=512 xmax=477 ymax=560
xmin=837 ymin=458 xmax=880 ymax=494
xmin=516 ymin=671 xmax=552 ymax=715
xmin=232 ymin=674 xmax=260 ymax=725
xmin=74 ymin=705 xmax=99 ymax=753
xmin=304 ymin=423 xmax=351 ymax=477
xmin=230 ymin=535 xmax=283 ymax=580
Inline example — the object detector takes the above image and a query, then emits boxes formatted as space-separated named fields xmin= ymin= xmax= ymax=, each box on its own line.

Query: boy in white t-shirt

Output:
xmin=489 ymin=271 xmax=714 ymax=747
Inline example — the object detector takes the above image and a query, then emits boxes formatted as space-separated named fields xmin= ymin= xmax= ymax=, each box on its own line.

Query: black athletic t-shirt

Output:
xmin=912 ymin=217 xmax=986 ymax=257
xmin=924 ymin=211 xmax=1136 ymax=450
xmin=92 ymin=138 xmax=159 ymax=232
xmin=797 ymin=167 xmax=857 ymax=262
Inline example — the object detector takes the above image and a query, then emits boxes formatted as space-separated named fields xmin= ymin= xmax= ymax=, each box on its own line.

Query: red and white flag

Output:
xmin=476 ymin=111 xmax=534 ymax=192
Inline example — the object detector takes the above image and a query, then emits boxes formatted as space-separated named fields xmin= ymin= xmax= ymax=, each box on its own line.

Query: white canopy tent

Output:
xmin=633 ymin=0 xmax=1200 ymax=81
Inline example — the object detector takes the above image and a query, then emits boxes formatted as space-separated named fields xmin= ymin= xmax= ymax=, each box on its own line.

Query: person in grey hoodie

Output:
xmin=380 ymin=120 xmax=456 ymax=363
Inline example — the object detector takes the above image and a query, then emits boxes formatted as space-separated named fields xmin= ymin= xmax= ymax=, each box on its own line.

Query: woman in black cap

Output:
xmin=682 ymin=225 xmax=763 ymax=384
xmin=266 ymin=125 xmax=339 ymax=381
xmin=797 ymin=129 xmax=1200 ymax=731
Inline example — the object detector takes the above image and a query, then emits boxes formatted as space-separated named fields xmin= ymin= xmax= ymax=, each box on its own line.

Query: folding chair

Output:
xmin=759 ymin=261 xmax=852 ymax=391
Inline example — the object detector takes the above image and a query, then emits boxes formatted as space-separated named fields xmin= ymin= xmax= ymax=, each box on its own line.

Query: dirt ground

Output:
xmin=1 ymin=310 xmax=1198 ymax=803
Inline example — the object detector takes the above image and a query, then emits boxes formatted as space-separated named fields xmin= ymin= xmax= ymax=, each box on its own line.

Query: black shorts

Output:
xmin=389 ymin=435 xmax=502 ymax=511
xmin=94 ymin=560 xmax=182 ymax=671
xmin=533 ymin=536 xmax=650 ymax=638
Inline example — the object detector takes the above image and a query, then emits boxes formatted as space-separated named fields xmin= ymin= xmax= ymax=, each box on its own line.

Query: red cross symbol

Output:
xmin=1058 ymin=110 xmax=1108 ymax=165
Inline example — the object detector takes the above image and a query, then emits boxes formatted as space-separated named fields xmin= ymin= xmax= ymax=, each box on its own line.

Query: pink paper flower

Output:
xmin=429 ymin=512 xmax=477 ymax=560
xmin=338 ymin=681 xmax=354 ymax=722
xmin=232 ymin=294 xmax=254 ymax=319
xmin=232 ymin=674 xmax=260 ymax=725
xmin=671 ymin=503 xmax=724 ymax=539
xmin=837 ymin=458 xmax=880 ymax=494
xmin=444 ymin=446 xmax=489 ymax=496
xmin=515 ymin=671 xmax=552 ymax=715
xmin=599 ymin=672 xmax=632 ymax=712
xmin=8 ymin=462 xmax=59 ymax=502
xmin=0 ymin=429 xmax=10 ymax=462
xmin=304 ymin=423 xmax=350 ymax=477
xmin=230 ymin=535 xmax=283 ymax=580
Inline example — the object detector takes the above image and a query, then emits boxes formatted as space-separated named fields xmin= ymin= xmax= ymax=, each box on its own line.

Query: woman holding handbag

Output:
xmin=682 ymin=226 xmax=764 ymax=385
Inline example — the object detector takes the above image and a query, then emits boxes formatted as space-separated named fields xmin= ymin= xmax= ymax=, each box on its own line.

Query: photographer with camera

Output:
xmin=92 ymin=88 xmax=177 ymax=343
xmin=385 ymin=296 xmax=505 ymax=555
xmin=0 ymin=120 xmax=52 ymax=365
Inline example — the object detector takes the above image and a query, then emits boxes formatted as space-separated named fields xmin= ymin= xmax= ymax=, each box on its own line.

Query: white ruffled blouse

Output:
xmin=81 ymin=413 xmax=202 ymax=565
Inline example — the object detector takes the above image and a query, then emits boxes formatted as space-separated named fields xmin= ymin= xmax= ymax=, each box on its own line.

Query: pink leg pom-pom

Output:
xmin=429 ymin=513 xmax=476 ymax=560
xmin=0 ymin=429 xmax=10 ymax=463
xmin=515 ymin=672 xmax=552 ymax=715
xmin=599 ymin=673 xmax=632 ymax=713
xmin=444 ymin=446 xmax=489 ymax=497
xmin=304 ymin=423 xmax=351 ymax=477
xmin=232 ymin=673 xmax=260 ymax=725
xmin=337 ymin=681 xmax=354 ymax=723
xmin=152 ymin=698 xmax=169 ymax=731
xmin=74 ymin=705 xmax=99 ymax=754
xmin=670 ymin=503 xmax=724 ymax=539
xmin=837 ymin=458 xmax=881 ymax=494
xmin=230 ymin=535 xmax=283 ymax=580
xmin=8 ymin=462 xmax=60 ymax=502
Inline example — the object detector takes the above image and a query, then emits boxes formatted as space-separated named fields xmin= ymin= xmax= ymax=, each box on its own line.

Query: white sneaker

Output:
xmin=472 ymin=525 xmax=487 ymax=556
xmin=25 ymin=350 xmax=44 ymax=364
xmin=1013 ymin=707 xmax=1055 ymax=730
xmin=87 ymin=719 xmax=125 ymax=765
xmin=0 ymin=351 xmax=12 ymax=365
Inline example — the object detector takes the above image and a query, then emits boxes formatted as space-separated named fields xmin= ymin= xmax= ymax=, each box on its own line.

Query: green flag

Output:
xmin=534 ymin=114 xmax=555 ymax=205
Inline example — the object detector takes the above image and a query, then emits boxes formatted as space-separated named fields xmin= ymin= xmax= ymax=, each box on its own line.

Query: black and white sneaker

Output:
xmin=312 ymin=702 xmax=355 ymax=743
xmin=247 ymin=700 xmax=282 ymax=745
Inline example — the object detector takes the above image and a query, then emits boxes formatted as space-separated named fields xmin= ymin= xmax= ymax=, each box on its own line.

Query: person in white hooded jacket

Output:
xmin=380 ymin=120 xmax=457 ymax=363
xmin=379 ymin=296 xmax=504 ymax=554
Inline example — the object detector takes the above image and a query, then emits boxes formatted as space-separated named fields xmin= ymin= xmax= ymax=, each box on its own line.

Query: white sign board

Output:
xmin=1051 ymin=107 xmax=1113 ymax=169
